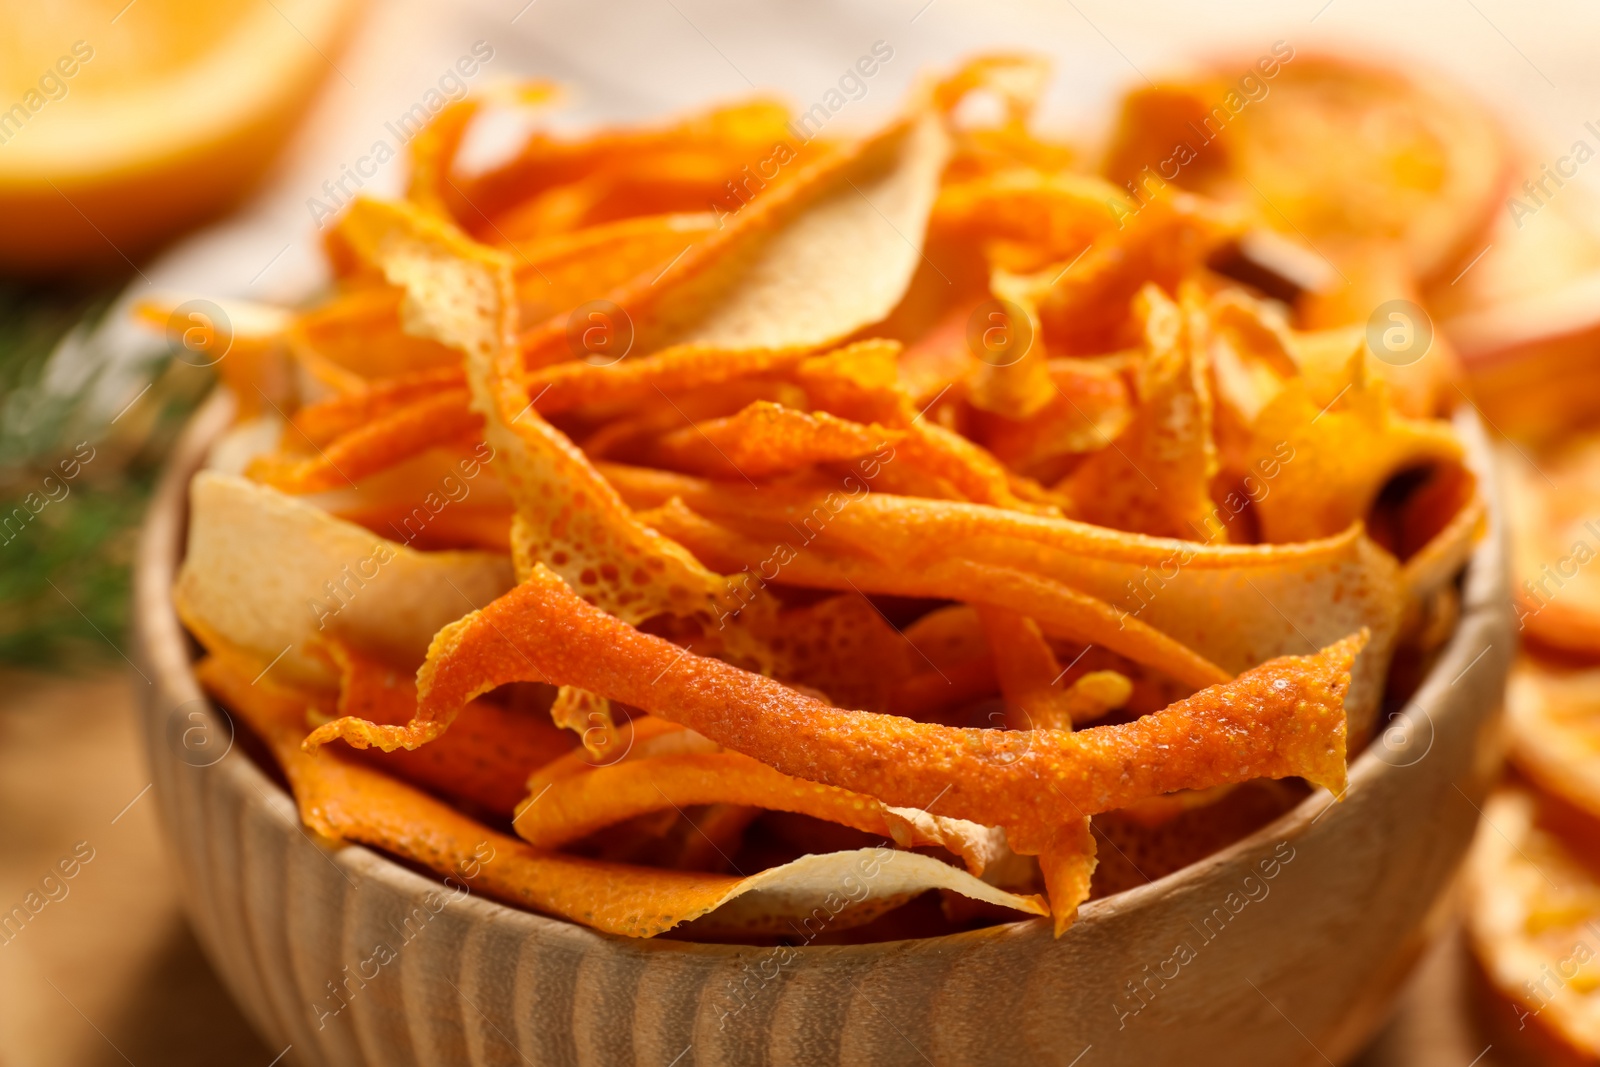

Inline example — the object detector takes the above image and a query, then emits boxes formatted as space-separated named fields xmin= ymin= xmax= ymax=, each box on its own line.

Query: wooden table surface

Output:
xmin=0 ymin=667 xmax=1566 ymax=1067
xmin=0 ymin=669 xmax=273 ymax=1066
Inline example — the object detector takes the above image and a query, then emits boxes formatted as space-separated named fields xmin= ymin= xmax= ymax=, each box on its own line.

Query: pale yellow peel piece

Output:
xmin=174 ymin=471 xmax=512 ymax=689
xmin=674 ymin=113 xmax=949 ymax=350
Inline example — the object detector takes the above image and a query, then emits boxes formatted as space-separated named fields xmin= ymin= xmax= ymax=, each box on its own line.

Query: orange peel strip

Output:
xmin=287 ymin=342 xmax=811 ymax=454
xmin=789 ymin=343 xmax=1054 ymax=512
xmin=1032 ymin=192 xmax=1245 ymax=356
xmin=304 ymin=211 xmax=721 ymax=408
xmin=288 ymin=285 xmax=462 ymax=386
xmin=653 ymin=400 xmax=904 ymax=480
xmin=932 ymin=170 xmax=1123 ymax=274
xmin=174 ymin=471 xmax=514 ymax=691
xmin=633 ymin=496 xmax=1231 ymax=691
xmin=603 ymin=461 xmax=1402 ymax=735
xmin=900 ymin=421 xmax=1057 ymax=512
xmin=322 ymin=637 xmax=574 ymax=816
xmin=528 ymin=341 xmax=814 ymax=414
xmin=202 ymin=651 xmax=1045 ymax=936
xmin=511 ymin=749 xmax=1008 ymax=876
xmin=762 ymin=593 xmax=919 ymax=713
xmin=978 ymin=356 xmax=1134 ymax=484
xmin=135 ymin=294 xmax=293 ymax=418
xmin=455 ymin=98 xmax=798 ymax=239
xmin=251 ymin=388 xmax=479 ymax=493
xmin=405 ymin=96 xmax=489 ymax=218
xmin=199 ymin=650 xmax=742 ymax=937
xmin=1039 ymin=818 xmax=1098 ymax=937
xmin=976 ymin=604 xmax=1076 ymax=730
xmin=293 ymin=366 xmax=467 ymax=446
xmin=525 ymin=715 xmax=710 ymax=788
xmin=315 ymin=565 xmax=1360 ymax=860
xmin=1063 ymin=284 xmax=1224 ymax=541
xmin=511 ymin=112 xmax=948 ymax=366
xmin=1243 ymin=349 xmax=1465 ymax=544
xmin=332 ymin=197 xmax=743 ymax=632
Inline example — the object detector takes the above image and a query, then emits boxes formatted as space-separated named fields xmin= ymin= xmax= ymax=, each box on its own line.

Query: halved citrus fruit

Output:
xmin=1466 ymin=786 xmax=1600 ymax=1059
xmin=0 ymin=0 xmax=363 ymax=271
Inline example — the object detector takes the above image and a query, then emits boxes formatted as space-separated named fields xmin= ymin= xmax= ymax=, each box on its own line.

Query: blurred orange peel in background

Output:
xmin=153 ymin=52 xmax=1497 ymax=938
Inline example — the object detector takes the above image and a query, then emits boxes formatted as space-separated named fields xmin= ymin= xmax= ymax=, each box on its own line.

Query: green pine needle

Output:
xmin=0 ymin=277 xmax=209 ymax=671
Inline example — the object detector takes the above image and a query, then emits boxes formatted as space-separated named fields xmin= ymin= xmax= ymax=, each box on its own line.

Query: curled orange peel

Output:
xmin=1040 ymin=818 xmax=1098 ymax=937
xmin=250 ymin=387 xmax=479 ymax=493
xmin=1064 ymin=285 xmax=1225 ymax=541
xmin=203 ymin=649 xmax=1046 ymax=937
xmin=627 ymin=491 xmax=1232 ymax=691
xmin=977 ymin=604 xmax=1078 ymax=730
xmin=653 ymin=400 xmax=904 ymax=480
xmin=318 ymin=636 xmax=572 ymax=816
xmin=511 ymin=748 xmax=1010 ymax=876
xmin=603 ymin=461 xmax=1403 ymax=736
xmin=313 ymin=565 xmax=1359 ymax=855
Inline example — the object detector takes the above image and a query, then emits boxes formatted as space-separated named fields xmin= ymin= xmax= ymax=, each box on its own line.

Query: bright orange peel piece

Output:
xmin=315 ymin=567 xmax=1361 ymax=866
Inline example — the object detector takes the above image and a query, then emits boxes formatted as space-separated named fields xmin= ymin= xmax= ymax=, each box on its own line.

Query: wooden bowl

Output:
xmin=133 ymin=394 xmax=1512 ymax=1067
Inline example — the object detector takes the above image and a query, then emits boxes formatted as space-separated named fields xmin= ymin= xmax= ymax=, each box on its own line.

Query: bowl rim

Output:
xmin=135 ymin=389 xmax=1509 ymax=957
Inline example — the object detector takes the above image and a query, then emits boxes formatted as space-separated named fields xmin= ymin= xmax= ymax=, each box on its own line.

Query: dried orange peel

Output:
xmin=200 ymin=649 xmax=1044 ymax=936
xmin=1063 ymin=285 xmax=1224 ymax=541
xmin=153 ymin=54 xmax=1486 ymax=941
xmin=317 ymin=637 xmax=573 ymax=817
xmin=511 ymin=748 xmax=1011 ymax=876
xmin=1504 ymin=661 xmax=1600 ymax=823
xmin=311 ymin=564 xmax=1359 ymax=847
